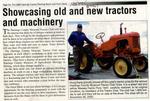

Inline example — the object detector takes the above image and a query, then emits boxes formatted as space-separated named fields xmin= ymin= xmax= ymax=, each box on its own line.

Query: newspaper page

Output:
xmin=0 ymin=0 xmax=149 ymax=101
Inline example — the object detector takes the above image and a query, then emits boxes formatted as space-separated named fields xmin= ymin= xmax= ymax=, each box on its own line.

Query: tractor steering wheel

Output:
xmin=95 ymin=32 xmax=105 ymax=42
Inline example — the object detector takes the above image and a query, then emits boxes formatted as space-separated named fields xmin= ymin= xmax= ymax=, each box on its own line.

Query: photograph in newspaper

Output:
xmin=68 ymin=21 xmax=148 ymax=80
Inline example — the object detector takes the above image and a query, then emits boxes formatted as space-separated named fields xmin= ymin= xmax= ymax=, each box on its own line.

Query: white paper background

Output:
xmin=0 ymin=0 xmax=149 ymax=101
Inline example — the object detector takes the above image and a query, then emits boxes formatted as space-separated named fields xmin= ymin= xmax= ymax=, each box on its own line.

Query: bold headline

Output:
xmin=3 ymin=7 xmax=136 ymax=27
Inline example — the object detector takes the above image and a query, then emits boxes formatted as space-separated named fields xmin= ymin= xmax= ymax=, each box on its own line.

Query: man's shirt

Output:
xmin=68 ymin=31 xmax=93 ymax=47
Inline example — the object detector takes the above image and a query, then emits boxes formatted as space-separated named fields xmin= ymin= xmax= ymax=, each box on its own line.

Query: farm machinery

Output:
xmin=78 ymin=23 xmax=148 ymax=78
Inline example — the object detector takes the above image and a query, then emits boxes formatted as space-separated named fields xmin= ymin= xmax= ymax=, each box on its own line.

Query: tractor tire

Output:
xmin=97 ymin=57 xmax=113 ymax=70
xmin=113 ymin=57 xmax=132 ymax=78
xmin=79 ymin=48 xmax=93 ymax=73
xmin=133 ymin=56 xmax=148 ymax=72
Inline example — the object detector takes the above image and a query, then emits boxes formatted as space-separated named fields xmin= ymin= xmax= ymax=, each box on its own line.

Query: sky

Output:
xmin=67 ymin=21 xmax=148 ymax=54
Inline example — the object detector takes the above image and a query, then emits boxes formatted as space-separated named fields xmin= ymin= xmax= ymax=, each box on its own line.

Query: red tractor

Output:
xmin=78 ymin=23 xmax=148 ymax=78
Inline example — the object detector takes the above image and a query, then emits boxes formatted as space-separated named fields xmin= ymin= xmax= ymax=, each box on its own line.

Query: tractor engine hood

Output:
xmin=98 ymin=32 xmax=140 ymax=53
xmin=110 ymin=32 xmax=140 ymax=40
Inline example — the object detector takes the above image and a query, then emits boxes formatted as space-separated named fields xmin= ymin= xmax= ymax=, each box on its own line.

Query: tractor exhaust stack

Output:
xmin=124 ymin=27 xmax=127 ymax=33
xmin=120 ymin=23 xmax=123 ymax=35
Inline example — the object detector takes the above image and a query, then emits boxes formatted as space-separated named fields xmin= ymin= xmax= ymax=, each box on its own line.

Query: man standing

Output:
xmin=68 ymin=24 xmax=93 ymax=74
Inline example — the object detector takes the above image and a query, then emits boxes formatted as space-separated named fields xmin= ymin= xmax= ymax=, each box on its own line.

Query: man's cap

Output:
xmin=77 ymin=24 xmax=82 ymax=28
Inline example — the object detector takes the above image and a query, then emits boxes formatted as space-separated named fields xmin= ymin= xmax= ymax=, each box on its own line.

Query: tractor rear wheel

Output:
xmin=133 ymin=56 xmax=148 ymax=72
xmin=113 ymin=57 xmax=132 ymax=78
xmin=79 ymin=48 xmax=93 ymax=73
xmin=97 ymin=57 xmax=113 ymax=70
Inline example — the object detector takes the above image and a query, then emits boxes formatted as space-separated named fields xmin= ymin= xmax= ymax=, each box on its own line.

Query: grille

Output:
xmin=133 ymin=37 xmax=140 ymax=48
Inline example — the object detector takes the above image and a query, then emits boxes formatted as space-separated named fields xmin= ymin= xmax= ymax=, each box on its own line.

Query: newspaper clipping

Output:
xmin=0 ymin=0 xmax=149 ymax=101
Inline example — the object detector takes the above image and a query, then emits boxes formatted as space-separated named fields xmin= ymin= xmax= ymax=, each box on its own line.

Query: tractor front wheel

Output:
xmin=133 ymin=56 xmax=148 ymax=72
xmin=97 ymin=57 xmax=113 ymax=70
xmin=113 ymin=57 xmax=132 ymax=78
xmin=79 ymin=48 xmax=93 ymax=73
